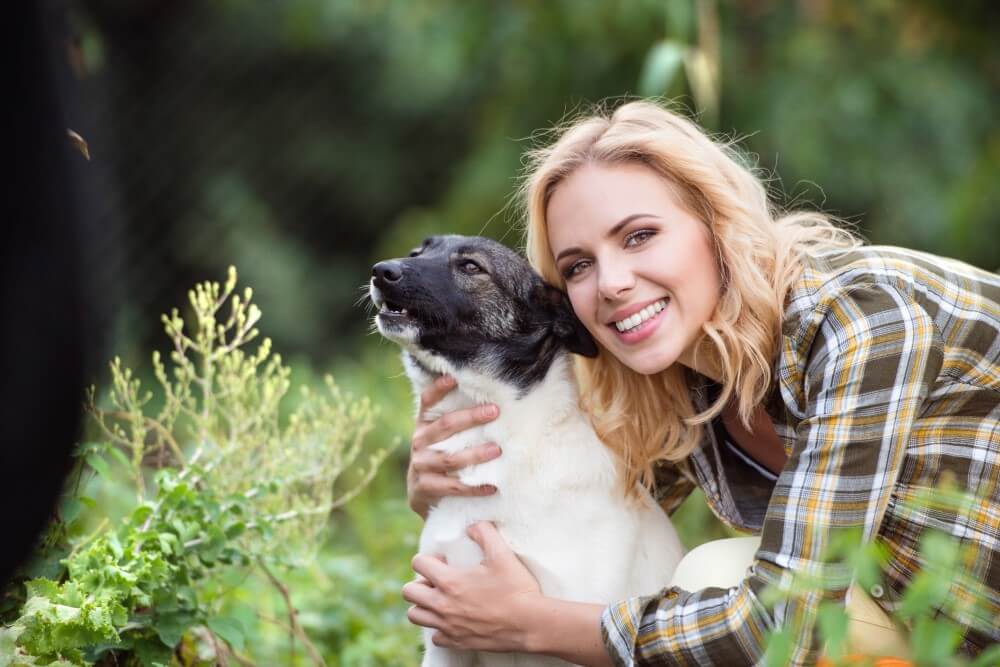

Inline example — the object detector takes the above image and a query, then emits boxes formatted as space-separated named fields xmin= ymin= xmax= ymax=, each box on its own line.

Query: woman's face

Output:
xmin=546 ymin=161 xmax=722 ymax=376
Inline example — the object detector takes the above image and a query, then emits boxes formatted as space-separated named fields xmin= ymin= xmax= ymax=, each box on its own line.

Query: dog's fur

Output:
xmin=370 ymin=235 xmax=683 ymax=667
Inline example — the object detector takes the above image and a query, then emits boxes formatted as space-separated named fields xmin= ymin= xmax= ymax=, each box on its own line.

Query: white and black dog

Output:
xmin=370 ymin=235 xmax=683 ymax=667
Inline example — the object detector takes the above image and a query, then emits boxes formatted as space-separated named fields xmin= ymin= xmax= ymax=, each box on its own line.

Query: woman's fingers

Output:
xmin=417 ymin=374 xmax=457 ymax=422
xmin=412 ymin=403 xmax=499 ymax=451
xmin=407 ymin=604 xmax=448 ymax=632
xmin=416 ymin=442 xmax=502 ymax=475
xmin=407 ymin=376 xmax=502 ymax=517
xmin=402 ymin=577 xmax=446 ymax=610
xmin=403 ymin=554 xmax=451 ymax=588
xmin=466 ymin=521 xmax=509 ymax=563
xmin=413 ymin=474 xmax=497 ymax=498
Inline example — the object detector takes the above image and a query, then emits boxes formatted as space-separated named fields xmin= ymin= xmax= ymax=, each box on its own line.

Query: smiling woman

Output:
xmin=401 ymin=100 xmax=1000 ymax=666
xmin=546 ymin=163 xmax=722 ymax=377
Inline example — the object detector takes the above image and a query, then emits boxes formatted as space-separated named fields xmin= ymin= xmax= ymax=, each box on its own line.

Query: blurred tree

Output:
xmin=67 ymin=0 xmax=998 ymax=360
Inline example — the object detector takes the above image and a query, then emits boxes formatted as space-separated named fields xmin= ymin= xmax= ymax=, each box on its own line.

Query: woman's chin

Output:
xmin=592 ymin=331 xmax=680 ymax=375
xmin=620 ymin=351 xmax=677 ymax=376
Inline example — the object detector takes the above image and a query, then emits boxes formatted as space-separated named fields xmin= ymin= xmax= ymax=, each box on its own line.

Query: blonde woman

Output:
xmin=401 ymin=100 xmax=1000 ymax=665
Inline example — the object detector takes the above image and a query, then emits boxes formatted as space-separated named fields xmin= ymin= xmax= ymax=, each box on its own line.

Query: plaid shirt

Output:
xmin=602 ymin=246 xmax=1000 ymax=665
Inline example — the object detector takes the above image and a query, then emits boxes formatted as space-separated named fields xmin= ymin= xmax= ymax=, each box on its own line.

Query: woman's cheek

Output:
xmin=566 ymin=286 xmax=593 ymax=330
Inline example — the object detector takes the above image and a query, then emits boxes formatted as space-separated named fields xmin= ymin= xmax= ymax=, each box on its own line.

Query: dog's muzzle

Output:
xmin=370 ymin=261 xmax=411 ymax=320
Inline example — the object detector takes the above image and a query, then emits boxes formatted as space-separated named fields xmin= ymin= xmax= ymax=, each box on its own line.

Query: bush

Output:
xmin=0 ymin=268 xmax=389 ymax=666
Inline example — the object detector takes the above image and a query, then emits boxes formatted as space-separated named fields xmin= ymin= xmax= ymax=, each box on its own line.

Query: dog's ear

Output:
xmin=536 ymin=284 xmax=598 ymax=358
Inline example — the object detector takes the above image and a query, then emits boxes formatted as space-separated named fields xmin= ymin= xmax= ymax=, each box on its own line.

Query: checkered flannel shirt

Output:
xmin=602 ymin=246 xmax=1000 ymax=665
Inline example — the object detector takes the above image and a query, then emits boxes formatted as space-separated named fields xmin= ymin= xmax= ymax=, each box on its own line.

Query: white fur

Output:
xmin=402 ymin=349 xmax=685 ymax=667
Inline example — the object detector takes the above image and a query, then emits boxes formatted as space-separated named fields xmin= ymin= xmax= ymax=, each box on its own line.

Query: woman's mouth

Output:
xmin=608 ymin=297 xmax=669 ymax=344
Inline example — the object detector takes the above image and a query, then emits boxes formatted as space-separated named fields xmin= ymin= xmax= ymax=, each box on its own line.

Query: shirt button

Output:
xmin=869 ymin=584 xmax=884 ymax=599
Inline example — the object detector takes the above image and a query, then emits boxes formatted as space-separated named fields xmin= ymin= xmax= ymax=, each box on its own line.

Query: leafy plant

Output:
xmin=0 ymin=268 xmax=390 ymax=666
xmin=762 ymin=481 xmax=998 ymax=667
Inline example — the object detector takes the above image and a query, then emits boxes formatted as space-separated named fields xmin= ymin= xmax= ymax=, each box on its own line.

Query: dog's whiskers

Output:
xmin=354 ymin=282 xmax=376 ymax=310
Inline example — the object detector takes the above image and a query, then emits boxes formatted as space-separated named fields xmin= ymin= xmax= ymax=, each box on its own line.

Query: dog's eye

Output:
xmin=408 ymin=248 xmax=422 ymax=257
xmin=459 ymin=260 xmax=483 ymax=275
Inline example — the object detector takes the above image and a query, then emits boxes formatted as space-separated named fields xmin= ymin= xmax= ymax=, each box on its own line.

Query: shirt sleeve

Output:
xmin=601 ymin=284 xmax=944 ymax=666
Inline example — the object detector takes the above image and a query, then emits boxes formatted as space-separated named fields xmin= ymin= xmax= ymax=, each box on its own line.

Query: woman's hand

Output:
xmin=403 ymin=522 xmax=543 ymax=651
xmin=408 ymin=374 xmax=502 ymax=518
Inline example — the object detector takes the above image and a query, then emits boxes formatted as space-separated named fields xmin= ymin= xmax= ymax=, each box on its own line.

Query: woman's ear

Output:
xmin=537 ymin=284 xmax=598 ymax=358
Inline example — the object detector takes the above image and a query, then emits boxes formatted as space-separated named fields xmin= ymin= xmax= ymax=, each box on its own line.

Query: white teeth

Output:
xmin=614 ymin=299 xmax=668 ymax=333
xmin=379 ymin=304 xmax=407 ymax=315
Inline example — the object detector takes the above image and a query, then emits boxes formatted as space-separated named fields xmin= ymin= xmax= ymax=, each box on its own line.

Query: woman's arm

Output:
xmin=404 ymin=522 xmax=615 ymax=666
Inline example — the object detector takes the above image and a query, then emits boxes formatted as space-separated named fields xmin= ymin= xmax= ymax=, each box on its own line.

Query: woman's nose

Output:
xmin=597 ymin=263 xmax=635 ymax=301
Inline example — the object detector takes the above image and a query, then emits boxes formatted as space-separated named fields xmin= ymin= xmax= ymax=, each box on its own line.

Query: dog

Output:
xmin=370 ymin=235 xmax=684 ymax=667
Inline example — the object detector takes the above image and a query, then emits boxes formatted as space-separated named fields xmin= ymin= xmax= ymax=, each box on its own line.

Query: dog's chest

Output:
xmin=429 ymin=396 xmax=610 ymax=502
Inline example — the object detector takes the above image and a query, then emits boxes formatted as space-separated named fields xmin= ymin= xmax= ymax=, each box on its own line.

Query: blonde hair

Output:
xmin=521 ymin=100 xmax=861 ymax=496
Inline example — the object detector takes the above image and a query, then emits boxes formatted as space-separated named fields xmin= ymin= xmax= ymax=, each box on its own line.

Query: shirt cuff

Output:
xmin=600 ymin=588 xmax=683 ymax=666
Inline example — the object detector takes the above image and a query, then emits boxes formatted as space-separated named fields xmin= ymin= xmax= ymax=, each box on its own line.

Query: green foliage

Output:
xmin=761 ymin=483 xmax=996 ymax=666
xmin=1 ymin=269 xmax=390 ymax=665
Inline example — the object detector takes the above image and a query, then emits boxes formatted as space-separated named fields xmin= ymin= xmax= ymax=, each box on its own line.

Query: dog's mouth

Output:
xmin=378 ymin=299 xmax=410 ymax=318
xmin=370 ymin=284 xmax=417 ymax=323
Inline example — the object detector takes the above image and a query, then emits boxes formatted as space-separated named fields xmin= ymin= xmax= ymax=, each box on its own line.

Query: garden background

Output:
xmin=19 ymin=0 xmax=1000 ymax=664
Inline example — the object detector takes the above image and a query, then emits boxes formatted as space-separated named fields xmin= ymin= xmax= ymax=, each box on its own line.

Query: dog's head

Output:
xmin=369 ymin=235 xmax=597 ymax=390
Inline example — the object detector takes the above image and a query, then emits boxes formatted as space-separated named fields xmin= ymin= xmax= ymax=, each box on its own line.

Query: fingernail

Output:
xmin=482 ymin=484 xmax=497 ymax=494
xmin=485 ymin=444 xmax=501 ymax=458
xmin=481 ymin=404 xmax=498 ymax=418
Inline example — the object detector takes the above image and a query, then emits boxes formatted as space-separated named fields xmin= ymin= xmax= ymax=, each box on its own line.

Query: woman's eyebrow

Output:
xmin=554 ymin=213 xmax=660 ymax=262
xmin=607 ymin=212 xmax=659 ymax=237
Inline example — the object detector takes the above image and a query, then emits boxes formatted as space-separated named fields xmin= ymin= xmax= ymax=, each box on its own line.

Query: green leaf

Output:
xmin=920 ymin=530 xmax=960 ymax=571
xmin=817 ymin=601 xmax=849 ymax=660
xmin=130 ymin=504 xmax=154 ymax=525
xmin=910 ymin=616 xmax=963 ymax=666
xmin=61 ymin=498 xmax=83 ymax=525
xmin=85 ymin=454 xmax=111 ymax=480
xmin=154 ymin=610 xmax=196 ymax=648
xmin=764 ymin=628 xmax=794 ymax=667
xmin=24 ymin=578 xmax=62 ymax=600
xmin=0 ymin=625 xmax=25 ymax=665
xmin=106 ymin=446 xmax=131 ymax=469
xmin=898 ymin=572 xmax=948 ymax=620
xmin=175 ymin=585 xmax=197 ymax=609
xmin=133 ymin=636 xmax=173 ymax=667
xmin=224 ymin=521 xmax=246 ymax=539
xmin=157 ymin=532 xmax=178 ymax=555
xmin=207 ymin=615 xmax=245 ymax=651
xmin=638 ymin=40 xmax=686 ymax=98
xmin=851 ymin=540 xmax=888 ymax=591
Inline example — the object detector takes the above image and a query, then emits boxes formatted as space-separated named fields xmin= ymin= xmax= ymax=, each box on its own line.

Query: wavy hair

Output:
xmin=520 ymin=100 xmax=861 ymax=497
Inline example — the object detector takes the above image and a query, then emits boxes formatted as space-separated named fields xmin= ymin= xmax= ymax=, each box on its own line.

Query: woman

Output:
xmin=401 ymin=100 xmax=1000 ymax=665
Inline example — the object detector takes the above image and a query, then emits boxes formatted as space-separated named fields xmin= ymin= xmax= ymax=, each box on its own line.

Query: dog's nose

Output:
xmin=372 ymin=260 xmax=403 ymax=283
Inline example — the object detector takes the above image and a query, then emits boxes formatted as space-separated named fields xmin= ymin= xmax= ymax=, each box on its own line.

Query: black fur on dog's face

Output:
xmin=370 ymin=235 xmax=597 ymax=390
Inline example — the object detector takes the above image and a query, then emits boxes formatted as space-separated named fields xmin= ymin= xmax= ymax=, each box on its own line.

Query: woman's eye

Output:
xmin=624 ymin=229 xmax=656 ymax=247
xmin=460 ymin=260 xmax=482 ymax=274
xmin=563 ymin=259 xmax=591 ymax=279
